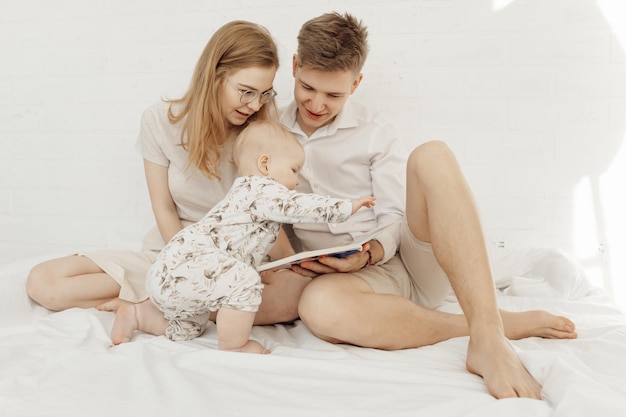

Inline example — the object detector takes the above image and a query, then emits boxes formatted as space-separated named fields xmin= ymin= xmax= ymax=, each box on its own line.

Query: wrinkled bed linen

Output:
xmin=1 ymin=249 xmax=625 ymax=417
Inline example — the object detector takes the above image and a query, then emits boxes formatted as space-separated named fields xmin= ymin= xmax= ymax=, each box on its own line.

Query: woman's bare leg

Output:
xmin=98 ymin=298 xmax=168 ymax=344
xmin=98 ymin=267 xmax=312 ymax=345
xmin=26 ymin=255 xmax=120 ymax=311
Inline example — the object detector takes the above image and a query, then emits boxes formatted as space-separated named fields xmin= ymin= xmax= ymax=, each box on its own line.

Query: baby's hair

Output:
xmin=233 ymin=120 xmax=303 ymax=172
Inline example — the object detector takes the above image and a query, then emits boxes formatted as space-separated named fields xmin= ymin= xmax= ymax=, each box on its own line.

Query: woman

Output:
xmin=26 ymin=20 xmax=306 ymax=323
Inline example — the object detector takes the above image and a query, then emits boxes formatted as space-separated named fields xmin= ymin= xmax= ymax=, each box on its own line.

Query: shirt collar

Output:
xmin=280 ymin=99 xmax=359 ymax=140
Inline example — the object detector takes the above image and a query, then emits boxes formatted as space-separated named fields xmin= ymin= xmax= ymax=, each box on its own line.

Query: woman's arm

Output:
xmin=144 ymin=159 xmax=184 ymax=244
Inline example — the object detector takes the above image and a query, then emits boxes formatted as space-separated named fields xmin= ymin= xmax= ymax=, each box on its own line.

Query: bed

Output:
xmin=2 ymin=248 xmax=626 ymax=417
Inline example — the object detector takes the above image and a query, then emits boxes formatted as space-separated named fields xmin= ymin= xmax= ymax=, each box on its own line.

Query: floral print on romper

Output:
xmin=146 ymin=175 xmax=352 ymax=341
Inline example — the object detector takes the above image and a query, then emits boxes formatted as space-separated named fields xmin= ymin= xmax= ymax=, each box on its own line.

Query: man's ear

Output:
xmin=258 ymin=154 xmax=270 ymax=175
xmin=292 ymin=54 xmax=299 ymax=77
xmin=350 ymin=73 xmax=363 ymax=94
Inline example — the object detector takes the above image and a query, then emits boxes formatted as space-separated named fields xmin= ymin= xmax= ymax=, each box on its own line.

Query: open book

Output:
xmin=257 ymin=221 xmax=399 ymax=272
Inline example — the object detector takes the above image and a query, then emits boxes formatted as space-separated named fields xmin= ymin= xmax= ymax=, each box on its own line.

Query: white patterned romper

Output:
xmin=146 ymin=175 xmax=352 ymax=341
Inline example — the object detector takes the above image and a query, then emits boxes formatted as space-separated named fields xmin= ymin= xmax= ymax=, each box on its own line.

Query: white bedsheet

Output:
xmin=2 ymin=249 xmax=626 ymax=417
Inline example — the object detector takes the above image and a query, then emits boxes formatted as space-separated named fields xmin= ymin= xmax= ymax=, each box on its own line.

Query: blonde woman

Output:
xmin=25 ymin=21 xmax=299 ymax=320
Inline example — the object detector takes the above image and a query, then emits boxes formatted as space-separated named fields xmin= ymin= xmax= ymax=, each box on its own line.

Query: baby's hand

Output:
xmin=351 ymin=196 xmax=376 ymax=214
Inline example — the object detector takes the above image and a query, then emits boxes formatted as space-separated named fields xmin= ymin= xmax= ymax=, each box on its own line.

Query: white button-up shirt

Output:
xmin=280 ymin=99 xmax=407 ymax=264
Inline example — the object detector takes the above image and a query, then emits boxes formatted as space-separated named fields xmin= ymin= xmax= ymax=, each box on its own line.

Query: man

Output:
xmin=275 ymin=12 xmax=577 ymax=399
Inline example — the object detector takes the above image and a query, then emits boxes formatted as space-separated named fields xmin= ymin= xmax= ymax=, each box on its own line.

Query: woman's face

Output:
xmin=221 ymin=66 xmax=277 ymax=126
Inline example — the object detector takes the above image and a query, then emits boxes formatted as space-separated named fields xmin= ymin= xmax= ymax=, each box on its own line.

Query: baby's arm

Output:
xmin=253 ymin=177 xmax=374 ymax=224
xmin=351 ymin=196 xmax=376 ymax=215
xmin=216 ymin=308 xmax=269 ymax=354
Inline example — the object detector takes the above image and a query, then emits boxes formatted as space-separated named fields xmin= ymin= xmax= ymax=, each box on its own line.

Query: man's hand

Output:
xmin=291 ymin=242 xmax=372 ymax=277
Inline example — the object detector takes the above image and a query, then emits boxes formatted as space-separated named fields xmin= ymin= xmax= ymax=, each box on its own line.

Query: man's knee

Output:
xmin=407 ymin=140 xmax=456 ymax=173
xmin=298 ymin=277 xmax=345 ymax=337
xmin=298 ymin=275 xmax=371 ymax=340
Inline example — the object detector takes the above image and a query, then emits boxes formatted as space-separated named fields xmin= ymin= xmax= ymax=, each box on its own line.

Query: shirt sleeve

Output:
xmin=135 ymin=104 xmax=170 ymax=167
xmin=367 ymin=122 xmax=406 ymax=265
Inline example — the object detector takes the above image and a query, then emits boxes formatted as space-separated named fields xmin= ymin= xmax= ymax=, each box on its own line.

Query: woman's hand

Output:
xmin=292 ymin=242 xmax=372 ymax=277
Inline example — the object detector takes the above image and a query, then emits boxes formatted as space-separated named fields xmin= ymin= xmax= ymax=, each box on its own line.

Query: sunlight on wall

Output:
xmin=492 ymin=0 xmax=516 ymax=12
xmin=600 ymin=138 xmax=626 ymax=308
xmin=572 ymin=177 xmax=604 ymax=290
xmin=594 ymin=0 xmax=625 ymax=308
xmin=596 ymin=0 xmax=626 ymax=309
xmin=492 ymin=0 xmax=626 ymax=308
xmin=597 ymin=0 xmax=626 ymax=47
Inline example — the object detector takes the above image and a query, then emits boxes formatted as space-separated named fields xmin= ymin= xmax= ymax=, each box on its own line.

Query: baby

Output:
xmin=145 ymin=120 xmax=375 ymax=353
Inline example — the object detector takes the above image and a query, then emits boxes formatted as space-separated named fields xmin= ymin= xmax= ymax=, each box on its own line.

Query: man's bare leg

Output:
xmin=405 ymin=141 xmax=545 ymax=398
xmin=27 ymin=255 xmax=121 ymax=311
xmin=254 ymin=269 xmax=311 ymax=324
xmin=299 ymin=141 xmax=576 ymax=398
xmin=299 ymin=273 xmax=575 ymax=349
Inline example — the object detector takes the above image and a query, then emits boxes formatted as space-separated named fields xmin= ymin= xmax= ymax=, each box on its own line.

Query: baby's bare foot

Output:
xmin=500 ymin=309 xmax=577 ymax=340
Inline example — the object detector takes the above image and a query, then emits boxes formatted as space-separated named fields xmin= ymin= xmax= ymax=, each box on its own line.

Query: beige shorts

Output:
xmin=355 ymin=220 xmax=451 ymax=309
xmin=81 ymin=249 xmax=158 ymax=303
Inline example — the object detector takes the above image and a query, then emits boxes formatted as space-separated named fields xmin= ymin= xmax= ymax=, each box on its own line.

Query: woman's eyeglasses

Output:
xmin=228 ymin=80 xmax=277 ymax=105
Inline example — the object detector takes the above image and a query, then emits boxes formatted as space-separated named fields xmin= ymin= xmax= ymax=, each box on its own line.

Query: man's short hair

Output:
xmin=296 ymin=12 xmax=369 ymax=73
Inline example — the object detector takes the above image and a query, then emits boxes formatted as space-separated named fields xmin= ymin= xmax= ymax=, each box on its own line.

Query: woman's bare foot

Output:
xmin=109 ymin=303 xmax=140 ymax=344
xmin=466 ymin=330 xmax=542 ymax=399
xmin=96 ymin=297 xmax=126 ymax=313
xmin=500 ymin=309 xmax=577 ymax=340
xmin=97 ymin=297 xmax=139 ymax=344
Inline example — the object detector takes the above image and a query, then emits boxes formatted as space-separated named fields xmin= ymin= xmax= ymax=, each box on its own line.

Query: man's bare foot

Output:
xmin=500 ymin=310 xmax=577 ymax=340
xmin=466 ymin=331 xmax=541 ymax=399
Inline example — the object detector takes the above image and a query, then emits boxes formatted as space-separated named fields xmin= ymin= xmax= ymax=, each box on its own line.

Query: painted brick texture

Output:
xmin=1 ymin=0 xmax=625 ymax=305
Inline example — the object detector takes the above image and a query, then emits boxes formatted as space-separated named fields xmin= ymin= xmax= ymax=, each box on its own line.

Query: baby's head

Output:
xmin=233 ymin=120 xmax=305 ymax=190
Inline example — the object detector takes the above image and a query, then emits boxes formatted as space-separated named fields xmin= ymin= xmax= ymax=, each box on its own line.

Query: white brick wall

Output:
xmin=2 ymin=0 xmax=625 ymax=307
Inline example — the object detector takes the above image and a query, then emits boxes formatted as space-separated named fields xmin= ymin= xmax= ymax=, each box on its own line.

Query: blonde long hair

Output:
xmin=167 ymin=21 xmax=279 ymax=180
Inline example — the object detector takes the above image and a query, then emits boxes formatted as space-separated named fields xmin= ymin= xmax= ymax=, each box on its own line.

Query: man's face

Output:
xmin=292 ymin=55 xmax=362 ymax=136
